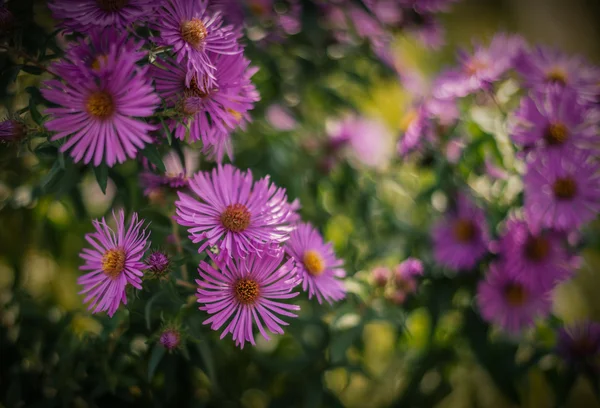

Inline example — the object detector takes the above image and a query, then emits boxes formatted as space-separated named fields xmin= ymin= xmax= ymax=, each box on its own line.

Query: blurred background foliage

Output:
xmin=1 ymin=0 xmax=600 ymax=407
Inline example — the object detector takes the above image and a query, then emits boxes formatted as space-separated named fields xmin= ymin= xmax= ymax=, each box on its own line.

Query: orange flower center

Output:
xmin=234 ymin=278 xmax=260 ymax=305
xmin=553 ymin=177 xmax=577 ymax=200
xmin=96 ymin=0 xmax=129 ymax=11
xmin=452 ymin=219 xmax=477 ymax=243
xmin=545 ymin=68 xmax=568 ymax=85
xmin=102 ymin=248 xmax=126 ymax=279
xmin=303 ymin=250 xmax=325 ymax=276
xmin=544 ymin=123 xmax=569 ymax=145
xmin=524 ymin=236 xmax=550 ymax=262
xmin=465 ymin=58 xmax=488 ymax=76
xmin=220 ymin=203 xmax=251 ymax=233
xmin=181 ymin=18 xmax=208 ymax=48
xmin=503 ymin=283 xmax=528 ymax=307
xmin=86 ymin=91 xmax=115 ymax=119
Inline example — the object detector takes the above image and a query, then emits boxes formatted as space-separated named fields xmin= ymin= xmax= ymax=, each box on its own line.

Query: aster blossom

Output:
xmin=0 ymin=117 xmax=25 ymax=143
xmin=477 ymin=262 xmax=552 ymax=333
xmin=196 ymin=247 xmax=300 ymax=349
xmin=140 ymin=147 xmax=200 ymax=196
xmin=49 ymin=0 xmax=156 ymax=31
xmin=42 ymin=45 xmax=159 ymax=167
xmin=556 ymin=321 xmax=600 ymax=370
xmin=78 ymin=210 xmax=150 ymax=317
xmin=509 ymin=85 xmax=599 ymax=158
xmin=432 ymin=195 xmax=490 ymax=270
xmin=152 ymin=0 xmax=240 ymax=88
xmin=524 ymin=148 xmax=600 ymax=232
xmin=174 ymin=165 xmax=297 ymax=260
xmin=285 ymin=222 xmax=346 ymax=304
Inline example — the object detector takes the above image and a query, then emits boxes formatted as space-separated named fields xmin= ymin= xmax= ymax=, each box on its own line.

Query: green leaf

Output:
xmin=29 ymin=97 xmax=43 ymax=125
xmin=147 ymin=343 xmax=165 ymax=382
xmin=21 ymin=65 xmax=45 ymax=75
xmin=142 ymin=144 xmax=165 ymax=173
xmin=144 ymin=292 xmax=163 ymax=331
xmin=40 ymin=161 xmax=64 ymax=194
xmin=159 ymin=116 xmax=172 ymax=145
xmin=329 ymin=325 xmax=362 ymax=365
xmin=93 ymin=164 xmax=109 ymax=194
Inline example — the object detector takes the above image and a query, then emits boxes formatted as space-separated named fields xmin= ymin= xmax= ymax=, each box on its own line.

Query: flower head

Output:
xmin=477 ymin=262 xmax=552 ymax=333
xmin=0 ymin=118 xmax=26 ymax=143
xmin=140 ymin=147 xmax=200 ymax=195
xmin=175 ymin=165 xmax=296 ymax=260
xmin=285 ymin=222 xmax=346 ymax=304
xmin=196 ymin=248 xmax=300 ymax=348
xmin=395 ymin=258 xmax=424 ymax=283
xmin=145 ymin=250 xmax=171 ymax=277
xmin=152 ymin=0 xmax=240 ymax=88
xmin=78 ymin=210 xmax=150 ymax=317
xmin=524 ymin=148 xmax=600 ymax=232
xmin=499 ymin=218 xmax=572 ymax=291
xmin=432 ymin=195 xmax=490 ymax=270
xmin=42 ymin=44 xmax=159 ymax=167
xmin=49 ymin=0 xmax=156 ymax=31
xmin=510 ymin=85 xmax=598 ymax=158
xmin=159 ymin=328 xmax=181 ymax=350
xmin=556 ymin=321 xmax=600 ymax=370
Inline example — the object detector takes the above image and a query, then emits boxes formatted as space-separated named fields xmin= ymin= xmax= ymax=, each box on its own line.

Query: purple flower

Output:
xmin=285 ymin=222 xmax=346 ymax=304
xmin=556 ymin=321 xmax=600 ymax=370
xmin=152 ymin=0 xmax=240 ymax=88
xmin=499 ymin=218 xmax=572 ymax=291
xmin=78 ymin=210 xmax=150 ymax=317
xmin=515 ymin=46 xmax=595 ymax=92
xmin=151 ymin=53 xmax=259 ymax=162
xmin=174 ymin=165 xmax=296 ymax=260
xmin=140 ymin=147 xmax=200 ymax=195
xmin=395 ymin=258 xmax=424 ymax=282
xmin=398 ymin=106 xmax=434 ymax=156
xmin=0 ymin=4 xmax=15 ymax=35
xmin=0 ymin=118 xmax=25 ymax=143
xmin=434 ymin=33 xmax=524 ymax=99
xmin=145 ymin=250 xmax=171 ymax=277
xmin=477 ymin=262 xmax=552 ymax=333
xmin=400 ymin=0 xmax=459 ymax=13
xmin=159 ymin=328 xmax=181 ymax=350
xmin=42 ymin=45 xmax=159 ymax=167
xmin=371 ymin=266 xmax=391 ymax=287
xmin=510 ymin=85 xmax=598 ymax=158
xmin=49 ymin=0 xmax=156 ymax=31
xmin=432 ymin=195 xmax=490 ymax=270
xmin=524 ymin=148 xmax=600 ymax=232
xmin=195 ymin=247 xmax=300 ymax=349
xmin=266 ymin=104 xmax=297 ymax=131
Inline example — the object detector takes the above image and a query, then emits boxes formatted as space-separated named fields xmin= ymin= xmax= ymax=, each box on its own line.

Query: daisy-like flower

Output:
xmin=42 ymin=45 xmax=159 ymax=167
xmin=151 ymin=53 xmax=259 ymax=162
xmin=524 ymin=148 xmax=600 ymax=232
xmin=515 ymin=46 xmax=595 ymax=91
xmin=152 ymin=0 xmax=240 ymax=87
xmin=285 ymin=222 xmax=346 ymax=304
xmin=78 ymin=210 xmax=150 ymax=317
xmin=49 ymin=0 xmax=156 ymax=31
xmin=432 ymin=195 xmax=490 ymax=270
xmin=140 ymin=147 xmax=200 ymax=196
xmin=0 ymin=117 xmax=26 ymax=143
xmin=477 ymin=262 xmax=552 ymax=333
xmin=509 ymin=85 xmax=598 ymax=158
xmin=434 ymin=33 xmax=524 ymax=99
xmin=196 ymin=247 xmax=300 ymax=348
xmin=556 ymin=321 xmax=600 ymax=370
xmin=499 ymin=218 xmax=572 ymax=291
xmin=174 ymin=164 xmax=296 ymax=259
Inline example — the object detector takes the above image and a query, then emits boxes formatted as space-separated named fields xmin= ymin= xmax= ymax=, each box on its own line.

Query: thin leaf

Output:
xmin=93 ymin=164 xmax=109 ymax=194
xmin=29 ymin=97 xmax=43 ymax=125
xmin=142 ymin=144 xmax=165 ymax=173
xmin=147 ymin=344 xmax=165 ymax=382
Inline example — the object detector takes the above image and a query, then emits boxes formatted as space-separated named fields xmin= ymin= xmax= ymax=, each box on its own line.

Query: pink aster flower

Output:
xmin=285 ymin=222 xmax=346 ymax=304
xmin=524 ymin=148 xmax=600 ymax=232
xmin=477 ymin=262 xmax=552 ymax=334
xmin=78 ymin=210 xmax=150 ymax=317
xmin=42 ymin=45 xmax=159 ymax=167
xmin=151 ymin=53 xmax=259 ymax=162
xmin=0 ymin=118 xmax=26 ymax=143
xmin=434 ymin=33 xmax=524 ymax=99
xmin=174 ymin=165 xmax=296 ymax=260
xmin=509 ymin=85 xmax=599 ymax=159
xmin=140 ymin=147 xmax=200 ymax=196
xmin=196 ymin=247 xmax=300 ymax=349
xmin=499 ymin=218 xmax=572 ymax=291
xmin=393 ymin=258 xmax=423 ymax=296
xmin=152 ymin=0 xmax=240 ymax=88
xmin=556 ymin=321 xmax=600 ymax=370
xmin=432 ymin=195 xmax=490 ymax=270
xmin=49 ymin=0 xmax=156 ymax=31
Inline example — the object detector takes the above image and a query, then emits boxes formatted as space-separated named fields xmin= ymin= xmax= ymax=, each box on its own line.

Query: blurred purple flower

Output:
xmin=371 ymin=266 xmax=391 ymax=287
xmin=266 ymin=104 xmax=297 ymax=131
xmin=49 ymin=0 xmax=156 ymax=31
xmin=0 ymin=118 xmax=25 ymax=143
xmin=140 ymin=148 xmax=200 ymax=196
xmin=159 ymin=328 xmax=181 ymax=350
xmin=557 ymin=321 xmax=600 ymax=370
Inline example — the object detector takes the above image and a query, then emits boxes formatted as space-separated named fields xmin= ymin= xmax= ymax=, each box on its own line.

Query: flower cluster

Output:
xmin=370 ymin=258 xmax=424 ymax=305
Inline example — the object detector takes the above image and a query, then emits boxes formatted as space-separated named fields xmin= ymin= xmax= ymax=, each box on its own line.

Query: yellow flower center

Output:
xmin=524 ymin=236 xmax=550 ymax=262
xmin=545 ymin=68 xmax=568 ymax=85
xmin=220 ymin=203 xmax=251 ymax=233
xmin=503 ymin=283 xmax=528 ymax=307
xmin=234 ymin=278 xmax=260 ymax=305
xmin=96 ymin=0 xmax=128 ymax=11
xmin=544 ymin=122 xmax=569 ymax=145
xmin=452 ymin=219 xmax=477 ymax=243
xmin=181 ymin=18 xmax=208 ymax=48
xmin=553 ymin=177 xmax=577 ymax=200
xmin=102 ymin=248 xmax=126 ymax=279
xmin=86 ymin=91 xmax=115 ymax=119
xmin=303 ymin=250 xmax=325 ymax=276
